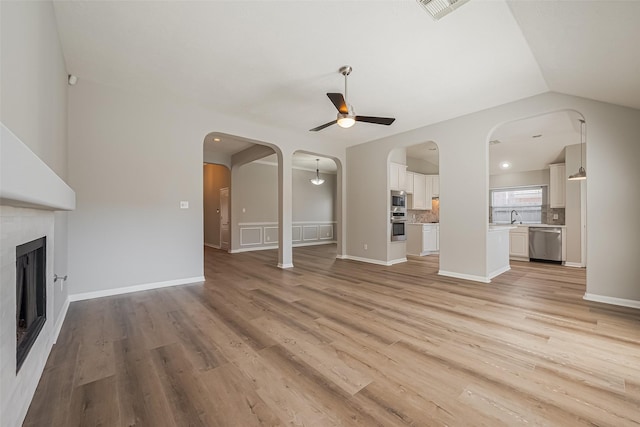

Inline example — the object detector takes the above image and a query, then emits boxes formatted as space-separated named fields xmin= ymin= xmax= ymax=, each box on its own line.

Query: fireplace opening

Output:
xmin=16 ymin=236 xmax=46 ymax=372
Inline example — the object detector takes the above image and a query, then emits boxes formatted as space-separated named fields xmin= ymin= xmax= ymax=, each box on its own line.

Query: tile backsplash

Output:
xmin=409 ymin=199 xmax=440 ymax=223
xmin=544 ymin=206 xmax=565 ymax=225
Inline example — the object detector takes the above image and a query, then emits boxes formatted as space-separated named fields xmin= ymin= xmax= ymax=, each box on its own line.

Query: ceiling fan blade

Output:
xmin=355 ymin=116 xmax=396 ymax=126
xmin=327 ymin=93 xmax=348 ymax=114
xmin=309 ymin=120 xmax=337 ymax=132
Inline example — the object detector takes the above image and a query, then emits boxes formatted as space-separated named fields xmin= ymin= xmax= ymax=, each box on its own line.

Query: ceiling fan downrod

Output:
xmin=340 ymin=66 xmax=352 ymax=109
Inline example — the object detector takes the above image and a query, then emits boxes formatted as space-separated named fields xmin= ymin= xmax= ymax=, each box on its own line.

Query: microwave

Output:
xmin=391 ymin=190 xmax=406 ymax=209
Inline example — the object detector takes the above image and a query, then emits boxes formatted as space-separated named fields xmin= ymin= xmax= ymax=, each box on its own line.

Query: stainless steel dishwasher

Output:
xmin=529 ymin=227 xmax=562 ymax=263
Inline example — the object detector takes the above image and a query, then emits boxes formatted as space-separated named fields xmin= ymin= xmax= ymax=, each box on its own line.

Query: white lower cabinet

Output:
xmin=509 ymin=226 xmax=529 ymax=260
xmin=407 ymin=223 xmax=439 ymax=256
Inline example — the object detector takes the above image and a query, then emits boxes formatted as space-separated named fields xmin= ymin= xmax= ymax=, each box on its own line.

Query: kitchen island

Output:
xmin=487 ymin=225 xmax=516 ymax=281
xmin=406 ymin=223 xmax=439 ymax=256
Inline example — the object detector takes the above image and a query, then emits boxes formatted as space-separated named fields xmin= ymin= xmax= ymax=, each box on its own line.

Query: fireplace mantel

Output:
xmin=0 ymin=123 xmax=75 ymax=211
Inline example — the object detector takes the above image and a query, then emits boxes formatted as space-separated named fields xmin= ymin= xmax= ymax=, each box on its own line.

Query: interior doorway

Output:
xmin=203 ymin=163 xmax=231 ymax=250
xmin=219 ymin=187 xmax=229 ymax=250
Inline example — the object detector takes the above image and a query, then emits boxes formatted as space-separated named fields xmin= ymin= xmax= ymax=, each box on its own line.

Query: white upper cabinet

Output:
xmin=390 ymin=162 xmax=407 ymax=191
xmin=412 ymin=173 xmax=427 ymax=209
xmin=549 ymin=163 xmax=566 ymax=208
xmin=409 ymin=173 xmax=433 ymax=210
xmin=429 ymin=175 xmax=440 ymax=197
xmin=405 ymin=171 xmax=414 ymax=194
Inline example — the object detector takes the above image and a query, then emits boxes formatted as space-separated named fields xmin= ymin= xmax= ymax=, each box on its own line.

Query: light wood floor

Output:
xmin=24 ymin=245 xmax=640 ymax=426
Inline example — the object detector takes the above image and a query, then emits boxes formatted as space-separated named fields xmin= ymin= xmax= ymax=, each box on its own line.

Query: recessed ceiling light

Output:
xmin=500 ymin=161 xmax=511 ymax=169
xmin=213 ymin=137 xmax=221 ymax=142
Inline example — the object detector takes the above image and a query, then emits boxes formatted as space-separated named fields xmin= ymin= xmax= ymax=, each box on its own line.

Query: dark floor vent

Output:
xmin=16 ymin=236 xmax=46 ymax=372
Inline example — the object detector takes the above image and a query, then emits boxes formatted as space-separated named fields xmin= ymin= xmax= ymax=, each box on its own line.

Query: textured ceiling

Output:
xmin=52 ymin=0 xmax=640 ymax=150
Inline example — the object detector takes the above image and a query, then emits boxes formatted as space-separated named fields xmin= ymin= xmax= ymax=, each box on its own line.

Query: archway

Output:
xmin=388 ymin=141 xmax=441 ymax=268
xmin=291 ymin=151 xmax=344 ymax=261
xmin=488 ymin=109 xmax=587 ymax=269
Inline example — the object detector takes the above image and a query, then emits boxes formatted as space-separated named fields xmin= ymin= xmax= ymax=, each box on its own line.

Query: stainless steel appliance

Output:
xmin=529 ymin=227 xmax=562 ymax=263
xmin=391 ymin=190 xmax=406 ymax=209
xmin=390 ymin=217 xmax=407 ymax=241
xmin=390 ymin=190 xmax=407 ymax=241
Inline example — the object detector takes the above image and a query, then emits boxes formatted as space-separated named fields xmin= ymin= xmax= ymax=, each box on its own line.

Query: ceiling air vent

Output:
xmin=416 ymin=0 xmax=472 ymax=20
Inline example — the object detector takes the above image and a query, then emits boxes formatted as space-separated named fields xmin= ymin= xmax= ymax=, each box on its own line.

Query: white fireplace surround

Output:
xmin=0 ymin=123 xmax=75 ymax=427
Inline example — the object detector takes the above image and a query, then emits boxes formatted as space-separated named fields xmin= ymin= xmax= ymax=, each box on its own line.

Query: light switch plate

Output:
xmin=180 ymin=201 xmax=189 ymax=209
xmin=553 ymin=214 xmax=558 ymax=220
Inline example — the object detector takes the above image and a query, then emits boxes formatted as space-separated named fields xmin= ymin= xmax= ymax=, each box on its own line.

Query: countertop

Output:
xmin=408 ymin=222 xmax=439 ymax=225
xmin=489 ymin=223 xmax=565 ymax=228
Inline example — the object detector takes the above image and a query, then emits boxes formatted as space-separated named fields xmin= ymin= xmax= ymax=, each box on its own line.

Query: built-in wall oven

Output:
xmin=390 ymin=190 xmax=407 ymax=241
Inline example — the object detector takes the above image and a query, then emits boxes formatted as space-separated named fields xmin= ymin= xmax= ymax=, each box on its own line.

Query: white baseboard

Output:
xmin=204 ymin=243 xmax=221 ymax=249
xmin=583 ymin=293 xmax=640 ymax=309
xmin=338 ymin=255 xmax=404 ymax=267
xmin=336 ymin=254 xmax=348 ymax=259
xmin=53 ymin=297 xmax=70 ymax=344
xmin=487 ymin=265 xmax=511 ymax=281
xmin=277 ymin=263 xmax=294 ymax=269
xmin=230 ymin=246 xmax=277 ymax=254
xmin=293 ymin=240 xmax=337 ymax=247
xmin=69 ymin=276 xmax=205 ymax=302
xmin=438 ymin=270 xmax=490 ymax=283
xmin=563 ymin=262 xmax=585 ymax=268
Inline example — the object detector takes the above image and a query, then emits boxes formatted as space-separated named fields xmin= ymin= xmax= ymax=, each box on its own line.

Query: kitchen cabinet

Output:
xmin=405 ymin=171 xmax=414 ymax=194
xmin=509 ymin=226 xmax=529 ymax=260
xmin=407 ymin=223 xmax=439 ymax=256
xmin=549 ymin=164 xmax=565 ymax=208
xmin=390 ymin=162 xmax=407 ymax=191
xmin=409 ymin=172 xmax=433 ymax=210
xmin=429 ymin=175 xmax=440 ymax=197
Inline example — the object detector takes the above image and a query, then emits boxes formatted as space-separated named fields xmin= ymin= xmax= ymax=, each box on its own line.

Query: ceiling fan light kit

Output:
xmin=568 ymin=119 xmax=587 ymax=181
xmin=310 ymin=66 xmax=395 ymax=132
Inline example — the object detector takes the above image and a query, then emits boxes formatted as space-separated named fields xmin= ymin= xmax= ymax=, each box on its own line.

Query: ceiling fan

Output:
xmin=309 ymin=66 xmax=396 ymax=132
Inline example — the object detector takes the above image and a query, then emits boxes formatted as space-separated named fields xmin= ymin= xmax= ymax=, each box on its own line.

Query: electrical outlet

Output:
xmin=180 ymin=201 xmax=189 ymax=209
xmin=364 ymin=244 xmax=368 ymax=250
xmin=553 ymin=214 xmax=559 ymax=220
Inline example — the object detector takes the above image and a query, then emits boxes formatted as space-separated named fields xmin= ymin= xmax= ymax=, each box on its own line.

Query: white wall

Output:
xmin=0 ymin=1 xmax=71 ymax=425
xmin=67 ymin=79 xmax=346 ymax=296
xmin=347 ymin=92 xmax=640 ymax=303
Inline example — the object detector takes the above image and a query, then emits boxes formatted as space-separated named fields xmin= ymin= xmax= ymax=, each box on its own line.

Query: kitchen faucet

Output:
xmin=511 ymin=209 xmax=521 ymax=224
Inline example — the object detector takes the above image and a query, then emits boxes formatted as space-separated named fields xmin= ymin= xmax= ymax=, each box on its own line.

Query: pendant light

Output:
xmin=310 ymin=159 xmax=325 ymax=185
xmin=568 ymin=119 xmax=587 ymax=181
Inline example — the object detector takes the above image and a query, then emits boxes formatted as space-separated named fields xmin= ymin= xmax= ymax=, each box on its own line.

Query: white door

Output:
xmin=220 ymin=187 xmax=230 ymax=251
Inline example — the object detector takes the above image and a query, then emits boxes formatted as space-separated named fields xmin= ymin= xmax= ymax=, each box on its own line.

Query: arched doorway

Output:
xmin=488 ymin=110 xmax=587 ymax=268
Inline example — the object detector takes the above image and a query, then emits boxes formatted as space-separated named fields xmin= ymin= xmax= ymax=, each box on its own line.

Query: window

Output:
xmin=490 ymin=186 xmax=545 ymax=224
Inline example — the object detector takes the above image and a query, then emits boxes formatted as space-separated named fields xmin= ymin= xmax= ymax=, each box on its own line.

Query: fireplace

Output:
xmin=16 ymin=236 xmax=47 ymax=372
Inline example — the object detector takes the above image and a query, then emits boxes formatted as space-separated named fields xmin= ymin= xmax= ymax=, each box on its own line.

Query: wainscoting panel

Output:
xmin=303 ymin=225 xmax=319 ymax=241
xmin=264 ymin=227 xmax=278 ymax=244
xmin=318 ymin=224 xmax=333 ymax=240
xmin=292 ymin=226 xmax=302 ymax=243
xmin=238 ymin=222 xmax=336 ymax=251
xmin=240 ymin=227 xmax=262 ymax=246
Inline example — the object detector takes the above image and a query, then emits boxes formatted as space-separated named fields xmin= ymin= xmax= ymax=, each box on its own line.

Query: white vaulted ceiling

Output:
xmin=52 ymin=0 xmax=640 ymax=147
